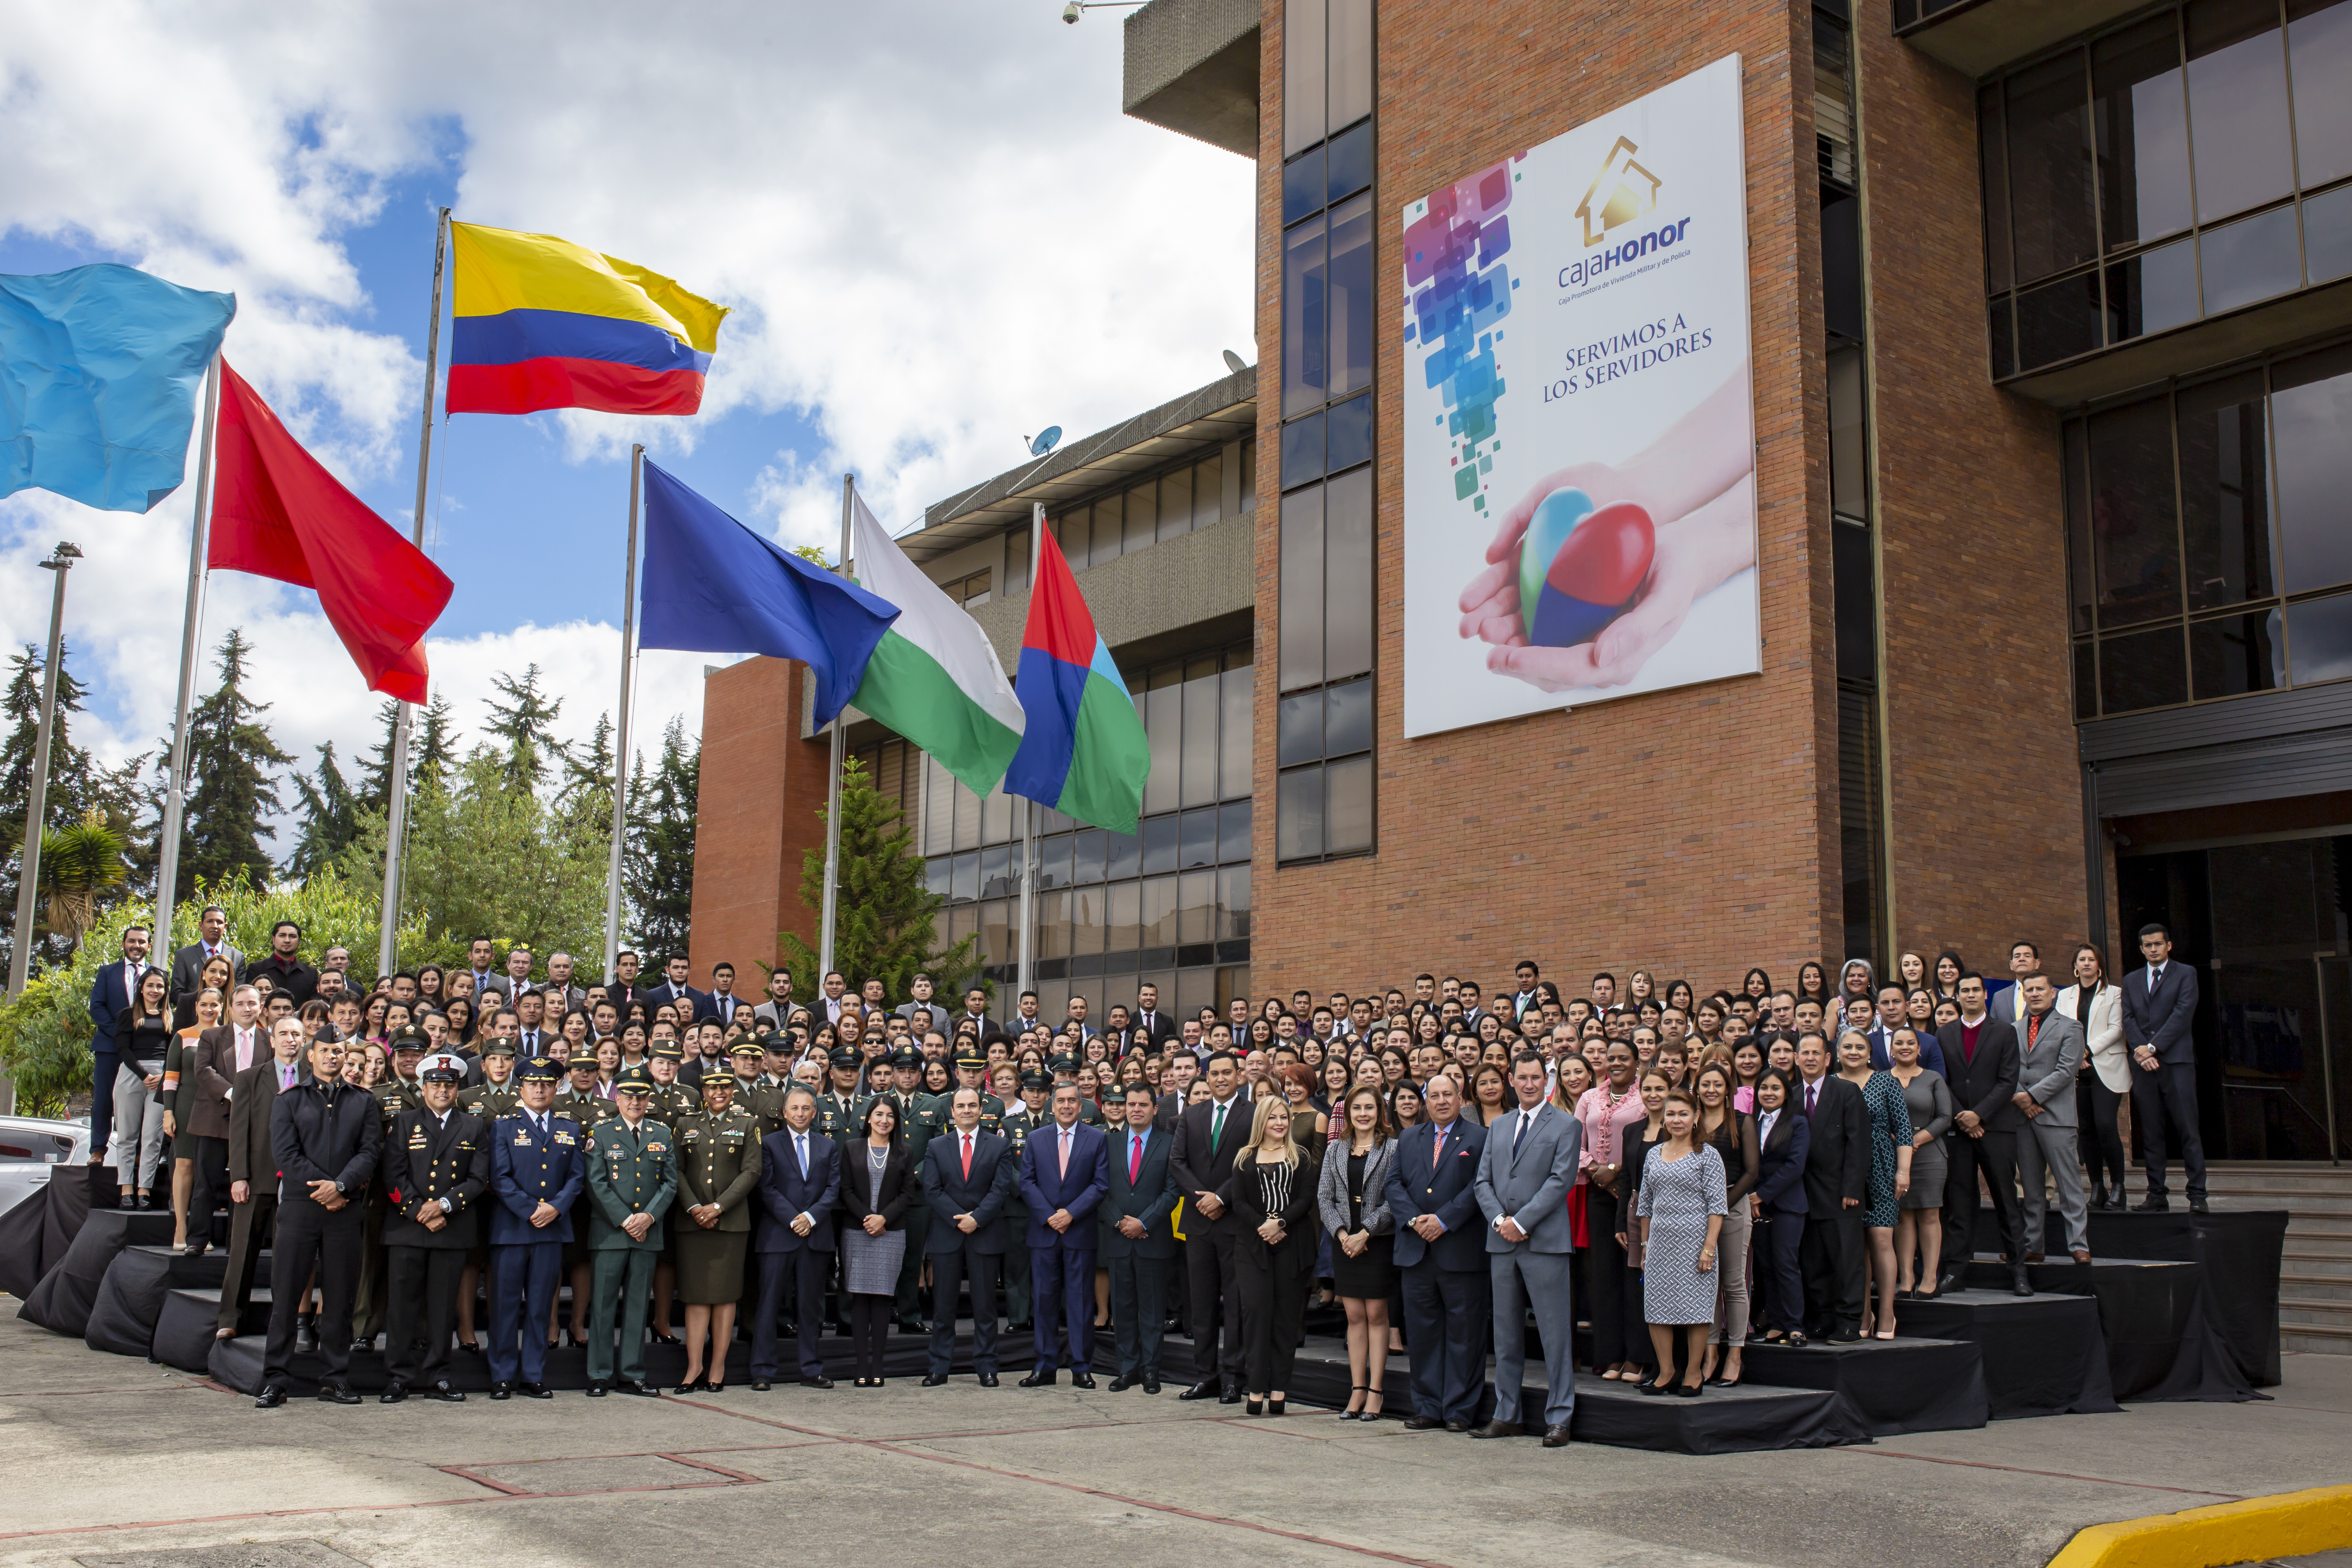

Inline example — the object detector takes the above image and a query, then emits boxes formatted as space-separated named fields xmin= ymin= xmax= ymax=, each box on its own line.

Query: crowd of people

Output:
xmin=82 ymin=913 xmax=2207 ymax=1443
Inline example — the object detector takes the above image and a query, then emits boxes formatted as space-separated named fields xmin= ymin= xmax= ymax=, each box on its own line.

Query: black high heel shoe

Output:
xmin=1636 ymin=1377 xmax=1670 ymax=1396
xmin=1341 ymin=1383 xmax=1367 ymax=1420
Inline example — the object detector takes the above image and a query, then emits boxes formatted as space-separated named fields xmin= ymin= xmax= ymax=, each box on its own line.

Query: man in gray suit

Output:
xmin=1471 ymin=1050 xmax=1582 ymax=1448
xmin=2012 ymin=970 xmax=2091 ymax=1263
xmin=894 ymin=971 xmax=951 ymax=1038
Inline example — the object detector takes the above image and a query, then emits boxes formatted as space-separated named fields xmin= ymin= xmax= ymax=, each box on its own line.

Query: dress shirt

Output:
xmin=1757 ymin=1107 xmax=1780 ymax=1146
xmin=234 ymin=1025 xmax=258 ymax=1074
xmin=1575 ymin=1083 xmax=1646 ymax=1170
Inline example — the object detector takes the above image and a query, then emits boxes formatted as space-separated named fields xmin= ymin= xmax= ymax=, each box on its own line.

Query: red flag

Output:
xmin=208 ymin=361 xmax=453 ymax=703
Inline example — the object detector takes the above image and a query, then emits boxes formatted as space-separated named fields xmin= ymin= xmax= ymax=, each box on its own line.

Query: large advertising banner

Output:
xmin=1401 ymin=55 xmax=1760 ymax=739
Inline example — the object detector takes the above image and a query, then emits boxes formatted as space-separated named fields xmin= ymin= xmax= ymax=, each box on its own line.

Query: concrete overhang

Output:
xmin=1897 ymin=0 xmax=2166 ymax=77
xmin=907 ymin=365 xmax=1257 ymax=564
xmin=1122 ymin=0 xmax=1261 ymax=158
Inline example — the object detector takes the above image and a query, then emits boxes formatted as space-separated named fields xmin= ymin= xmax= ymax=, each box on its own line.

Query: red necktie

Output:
xmin=2028 ymin=1013 xmax=2042 ymax=1050
xmin=961 ymin=1134 xmax=973 ymax=1181
xmin=1130 ymin=1133 xmax=1143 ymax=1182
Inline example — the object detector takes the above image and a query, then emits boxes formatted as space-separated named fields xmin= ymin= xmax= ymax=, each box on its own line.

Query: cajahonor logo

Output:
xmin=1576 ymin=136 xmax=1661 ymax=247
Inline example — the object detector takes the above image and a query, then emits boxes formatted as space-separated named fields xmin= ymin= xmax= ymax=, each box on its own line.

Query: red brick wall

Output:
xmin=686 ymin=657 xmax=831 ymax=985
xmin=1858 ymin=25 xmax=2089 ymax=973
xmin=1249 ymin=0 xmax=1850 ymax=1002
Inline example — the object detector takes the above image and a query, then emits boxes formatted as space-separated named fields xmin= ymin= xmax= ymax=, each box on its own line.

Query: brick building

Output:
xmin=691 ymin=0 xmax=2352 ymax=1161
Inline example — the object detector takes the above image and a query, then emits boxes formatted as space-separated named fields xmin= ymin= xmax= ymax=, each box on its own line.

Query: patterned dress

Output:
xmin=1635 ymin=1145 xmax=1729 ymax=1325
xmin=1860 ymin=1069 xmax=1915 ymax=1229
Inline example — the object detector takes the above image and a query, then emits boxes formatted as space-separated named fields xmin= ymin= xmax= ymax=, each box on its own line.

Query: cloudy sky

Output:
xmin=0 ymin=0 xmax=1255 ymax=836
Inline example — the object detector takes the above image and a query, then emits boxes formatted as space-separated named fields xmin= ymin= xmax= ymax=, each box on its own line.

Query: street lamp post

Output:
xmin=7 ymin=543 xmax=84 ymax=1006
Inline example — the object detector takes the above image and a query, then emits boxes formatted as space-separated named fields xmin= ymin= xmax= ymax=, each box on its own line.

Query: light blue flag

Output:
xmin=0 ymin=264 xmax=236 ymax=514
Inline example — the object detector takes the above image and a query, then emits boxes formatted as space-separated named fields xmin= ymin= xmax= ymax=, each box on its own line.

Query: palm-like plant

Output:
xmin=38 ymin=807 xmax=127 ymax=953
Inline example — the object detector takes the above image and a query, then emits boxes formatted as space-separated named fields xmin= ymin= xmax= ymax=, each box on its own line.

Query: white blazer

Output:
xmin=2056 ymin=982 xmax=2129 ymax=1094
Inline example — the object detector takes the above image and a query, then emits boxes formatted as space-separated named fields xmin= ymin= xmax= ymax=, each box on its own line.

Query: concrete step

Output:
xmin=2281 ymin=1319 xmax=2352 ymax=1354
xmin=2281 ymin=1273 xmax=2352 ymax=1303
xmin=2279 ymin=1297 xmax=2352 ymax=1327
xmin=2284 ymin=1249 xmax=2352 ymax=1276
xmin=2208 ymin=1189 xmax=2352 ymax=1213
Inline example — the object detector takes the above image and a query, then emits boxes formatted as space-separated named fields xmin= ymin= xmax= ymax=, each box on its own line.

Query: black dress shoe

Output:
xmin=457 ymin=1341 xmax=482 ymax=1355
xmin=586 ymin=1383 xmax=608 ymax=1397
xmin=1179 ymin=1379 xmax=1221 ymax=1401
xmin=619 ymin=1379 xmax=659 ymax=1397
xmin=254 ymin=1383 xmax=287 ymax=1409
xmin=1018 ymin=1370 xmax=1056 ymax=1388
xmin=1444 ymin=1417 xmax=1472 ymax=1432
xmin=799 ymin=1374 xmax=834 ymax=1390
xmin=520 ymin=1382 xmax=553 ymax=1399
xmin=427 ymin=1380 xmax=465 ymax=1402
xmin=1542 ymin=1423 xmax=1572 ymax=1446
xmin=922 ymin=1371 xmax=950 ymax=1387
xmin=978 ymin=1370 xmax=999 ymax=1387
xmin=1402 ymin=1414 xmax=1442 ymax=1430
xmin=317 ymin=1382 xmax=362 ymax=1405
xmin=897 ymin=1316 xmax=926 ymax=1334
xmin=2132 ymin=1195 xmax=2169 ymax=1212
xmin=490 ymin=1381 xmax=513 ymax=1401
xmin=1143 ymin=1376 xmax=1160 ymax=1394
xmin=351 ymin=1339 xmax=373 ymax=1355
xmin=1071 ymin=1372 xmax=1096 ymax=1390
xmin=1828 ymin=1329 xmax=1862 ymax=1344
xmin=2011 ymin=1269 xmax=2035 ymax=1297
xmin=1107 ymin=1374 xmax=1138 ymax=1391
xmin=1219 ymin=1385 xmax=1243 ymax=1405
xmin=748 ymin=1379 xmax=771 ymax=1392
xmin=181 ymin=1239 xmax=208 ymax=1258
xmin=2189 ymin=1197 xmax=2210 ymax=1214
xmin=379 ymin=1381 xmax=409 ymax=1404
xmin=1468 ymin=1419 xmax=1522 ymax=1439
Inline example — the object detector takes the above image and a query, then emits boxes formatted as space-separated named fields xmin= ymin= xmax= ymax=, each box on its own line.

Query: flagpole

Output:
xmin=817 ymin=474 xmax=853 ymax=981
xmin=604 ymin=445 xmax=644 ymax=982
xmin=377 ymin=206 xmax=450 ymax=982
xmin=1016 ymin=501 xmax=1042 ymax=1006
xmin=151 ymin=353 xmax=222 ymax=981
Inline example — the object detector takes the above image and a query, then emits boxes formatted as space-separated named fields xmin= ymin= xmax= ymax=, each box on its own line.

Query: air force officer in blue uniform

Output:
xmin=487 ymin=1056 xmax=584 ymax=1399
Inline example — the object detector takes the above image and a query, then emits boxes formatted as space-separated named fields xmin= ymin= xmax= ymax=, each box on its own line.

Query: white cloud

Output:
xmin=0 ymin=0 xmax=1255 ymax=843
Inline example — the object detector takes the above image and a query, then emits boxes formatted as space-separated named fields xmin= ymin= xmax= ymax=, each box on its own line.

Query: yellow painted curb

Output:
xmin=2048 ymin=1484 xmax=2352 ymax=1568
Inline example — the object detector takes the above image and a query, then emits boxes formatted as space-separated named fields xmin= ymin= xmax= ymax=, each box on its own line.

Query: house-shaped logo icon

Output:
xmin=1576 ymin=136 xmax=1662 ymax=247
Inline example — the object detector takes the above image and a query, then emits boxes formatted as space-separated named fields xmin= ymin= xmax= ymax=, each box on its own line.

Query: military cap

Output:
xmin=566 ymin=1052 xmax=600 ymax=1073
xmin=829 ymin=1045 xmax=862 ymax=1069
xmin=954 ymin=1050 xmax=987 ymax=1073
xmin=481 ymin=1036 xmax=518 ymax=1058
xmin=614 ymin=1065 xmax=657 ymax=1095
xmin=889 ymin=1045 xmax=922 ymax=1069
xmin=650 ymin=1038 xmax=685 ymax=1060
xmin=517 ymin=1055 xmax=562 ymax=1083
xmin=390 ymin=1025 xmax=428 ymax=1054
xmin=730 ymin=1039 xmax=766 ymax=1059
xmin=1020 ymin=1069 xmax=1051 ymax=1090
xmin=417 ymin=1051 xmax=468 ymax=1084
xmin=1049 ymin=1054 xmax=1079 ymax=1074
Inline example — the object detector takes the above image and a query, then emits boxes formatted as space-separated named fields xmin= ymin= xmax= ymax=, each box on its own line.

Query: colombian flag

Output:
xmin=1002 ymin=523 xmax=1149 ymax=835
xmin=445 ymin=221 xmax=727 ymax=417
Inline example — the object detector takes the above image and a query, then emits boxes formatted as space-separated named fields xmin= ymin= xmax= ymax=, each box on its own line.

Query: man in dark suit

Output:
xmin=255 ymin=1029 xmax=380 ymax=1408
xmin=1152 ymin=1051 xmax=1200 ymax=1134
xmin=167 ymin=905 xmax=242 ymax=1010
xmin=699 ymin=961 xmax=748 ymax=1027
xmin=951 ymin=985 xmax=1003 ymax=1045
xmin=2122 ymin=922 xmax=2207 ymax=1213
xmin=486 ymin=1056 xmax=585 ymax=1399
xmin=218 ymin=1013 xmax=305 ymax=1340
xmin=1018 ymin=1082 xmax=1110 ymax=1387
xmin=649 ymin=953 xmax=706 ymax=1019
xmin=477 ymin=944 xmax=535 ymax=1011
xmin=920 ymin=1086 xmax=1017 ymax=1386
xmin=1793 ymin=1033 xmax=1871 ymax=1339
xmin=1937 ymin=973 xmax=2029 ymax=1295
xmin=1170 ymin=1050 xmax=1252 ymax=1401
xmin=1387 ymin=1073 xmax=1490 ymax=1431
xmin=185 ymin=984 xmax=267 ymax=1256
xmin=1102 ymin=1082 xmax=1180 ymax=1391
xmin=752 ymin=1083 xmax=840 ymax=1390
xmin=86 ymin=923 xmax=158 ymax=1167
xmin=1130 ymin=983 xmax=1178 ymax=1051
xmin=1866 ymin=984 xmax=1947 ymax=1075
xmin=241 ymin=920 xmax=318 ymax=1008
xmin=378 ymin=1052 xmax=490 ymax=1403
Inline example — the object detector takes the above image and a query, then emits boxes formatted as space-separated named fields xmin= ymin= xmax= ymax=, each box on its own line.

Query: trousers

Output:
xmin=186 ymin=1136 xmax=229 ymax=1250
xmin=1234 ymin=1251 xmax=1309 ymax=1394
xmin=385 ymin=1246 xmax=466 ymax=1383
xmin=1401 ymin=1260 xmax=1488 ymax=1423
xmin=751 ymin=1248 xmax=827 ymax=1379
xmin=1942 ymin=1129 xmax=2021 ymax=1271
xmin=1184 ymin=1226 xmax=1243 ymax=1383
xmin=1752 ymin=1211 xmax=1805 ymax=1334
xmin=2016 ymin=1117 xmax=2088 ymax=1254
xmin=218 ymin=1193 xmax=277 ymax=1333
xmin=1030 ymin=1244 xmax=1095 ymax=1373
xmin=587 ymin=1249 xmax=655 ymax=1384
xmin=1491 ymin=1249 xmax=1575 ymax=1428
xmin=928 ymin=1243 xmax=1000 ymax=1376
xmin=1800 ymin=1207 xmax=1866 ymax=1335
xmin=2076 ymin=1075 xmax=2127 ymax=1190
xmin=893 ymin=1205 xmax=931 ymax=1321
xmin=2132 ymin=1060 xmax=2207 ymax=1201
xmin=1710 ymin=1201 xmax=1754 ymax=1346
xmin=1584 ymin=1183 xmax=1637 ymax=1366
xmin=263 ymin=1199 xmax=361 ymax=1385
xmin=488 ymin=1241 xmax=563 ymax=1385
xmin=1107 ymin=1254 xmax=1168 ymax=1378
xmin=110 ymin=1063 xmax=167 ymax=1192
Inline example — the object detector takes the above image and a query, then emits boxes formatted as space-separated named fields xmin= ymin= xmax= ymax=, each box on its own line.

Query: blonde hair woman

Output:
xmin=1225 ymin=1096 xmax=1319 ymax=1416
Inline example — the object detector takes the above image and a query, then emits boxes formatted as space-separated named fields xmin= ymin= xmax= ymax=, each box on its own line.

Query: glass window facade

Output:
xmin=914 ymin=641 xmax=1254 ymax=1022
xmin=1279 ymin=0 xmax=1376 ymax=867
xmin=1982 ymin=0 xmax=2352 ymax=378
xmin=1049 ymin=445 xmax=1241 ymax=576
xmin=2063 ymin=335 xmax=2352 ymax=716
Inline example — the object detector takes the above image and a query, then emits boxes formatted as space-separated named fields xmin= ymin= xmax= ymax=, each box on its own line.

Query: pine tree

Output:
xmin=0 ymin=641 xmax=105 ymax=973
xmin=782 ymin=755 xmax=978 ymax=1001
xmin=413 ymin=694 xmax=458 ymax=795
xmin=287 ymin=741 xmax=360 ymax=882
xmin=624 ymin=717 xmax=697 ymax=963
xmin=557 ymin=711 xmax=616 ymax=836
xmin=483 ymin=666 xmax=567 ymax=797
xmin=354 ymin=698 xmax=403 ymax=815
xmin=176 ymin=628 xmax=292 ymax=899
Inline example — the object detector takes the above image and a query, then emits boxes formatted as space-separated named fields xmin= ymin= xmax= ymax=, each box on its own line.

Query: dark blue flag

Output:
xmin=638 ymin=459 xmax=899 ymax=726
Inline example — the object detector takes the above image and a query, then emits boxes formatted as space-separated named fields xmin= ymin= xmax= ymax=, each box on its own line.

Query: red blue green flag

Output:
xmin=1003 ymin=524 xmax=1148 ymax=834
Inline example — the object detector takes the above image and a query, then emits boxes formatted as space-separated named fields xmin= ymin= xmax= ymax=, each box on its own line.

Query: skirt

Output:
xmin=1331 ymin=1231 xmax=1395 ymax=1298
xmin=673 ymin=1228 xmax=748 ymax=1305
xmin=841 ymin=1225 xmax=907 ymax=1296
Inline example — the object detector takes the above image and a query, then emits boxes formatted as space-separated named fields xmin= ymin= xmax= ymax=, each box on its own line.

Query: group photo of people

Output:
xmin=86 ymin=913 xmax=2204 ymax=1445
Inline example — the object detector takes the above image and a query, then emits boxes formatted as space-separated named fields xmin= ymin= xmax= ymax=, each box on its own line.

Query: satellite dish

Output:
xmin=1028 ymin=427 xmax=1062 ymax=457
xmin=1223 ymin=349 xmax=1249 ymax=374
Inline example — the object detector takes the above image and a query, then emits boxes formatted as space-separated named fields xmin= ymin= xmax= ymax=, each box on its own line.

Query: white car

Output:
xmin=0 ymin=1116 xmax=89 ymax=1218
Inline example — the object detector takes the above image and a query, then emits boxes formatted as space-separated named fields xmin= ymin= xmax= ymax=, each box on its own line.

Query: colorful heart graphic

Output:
xmin=1517 ymin=488 xmax=1595 ymax=617
xmin=1526 ymin=500 xmax=1655 ymax=649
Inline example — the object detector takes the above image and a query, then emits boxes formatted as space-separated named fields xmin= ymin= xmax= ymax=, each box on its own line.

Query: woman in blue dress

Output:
xmin=1836 ymin=1031 xmax=1913 ymax=1339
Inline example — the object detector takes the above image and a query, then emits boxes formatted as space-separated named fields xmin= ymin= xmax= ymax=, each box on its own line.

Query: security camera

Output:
xmin=1062 ymin=2 xmax=1081 ymax=20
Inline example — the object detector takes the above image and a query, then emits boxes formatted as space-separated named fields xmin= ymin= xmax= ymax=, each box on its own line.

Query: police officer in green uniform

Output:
xmin=583 ymin=1066 xmax=675 ymax=1396
xmin=556 ymin=1051 xmax=614 ymax=1345
xmin=998 ymin=1069 xmax=1050 ymax=1330
xmin=953 ymin=1050 xmax=1006 ymax=1131
xmin=812 ymin=1044 xmax=866 ymax=1329
xmin=672 ymin=1057 xmax=762 ymax=1392
xmin=646 ymin=1038 xmax=697 ymax=1347
xmin=883 ymin=1044 xmax=942 ymax=1331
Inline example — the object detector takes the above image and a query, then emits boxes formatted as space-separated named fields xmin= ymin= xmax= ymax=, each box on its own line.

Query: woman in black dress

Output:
xmin=1316 ymin=1085 xmax=1395 ymax=1420
xmin=1225 ymin=1098 xmax=1320 ymax=1415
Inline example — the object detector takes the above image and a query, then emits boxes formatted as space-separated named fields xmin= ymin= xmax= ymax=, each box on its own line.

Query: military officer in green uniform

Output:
xmin=556 ymin=1049 xmax=613 ymax=1346
xmin=646 ymin=1038 xmax=698 ymax=1348
xmin=583 ymin=1066 xmax=675 ymax=1396
xmin=998 ymin=1069 xmax=1050 ymax=1329
xmin=815 ymin=1047 xmax=866 ymax=1140
xmin=883 ymin=1044 xmax=942 ymax=1330
xmin=559 ymin=1052 xmax=614 ymax=1127
xmin=953 ymin=1050 xmax=1006 ymax=1130
xmin=672 ymin=1060 xmax=762 ymax=1392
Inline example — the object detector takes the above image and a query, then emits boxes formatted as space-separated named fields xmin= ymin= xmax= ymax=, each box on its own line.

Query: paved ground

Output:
xmin=1 ymin=1316 xmax=2347 ymax=1568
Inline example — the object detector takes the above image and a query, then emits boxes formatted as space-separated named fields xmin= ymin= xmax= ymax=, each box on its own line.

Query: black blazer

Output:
xmin=837 ymin=1139 xmax=913 ymax=1231
xmin=922 ymin=1129 xmax=1017 ymax=1254
xmin=1169 ymin=1093 xmax=1252 ymax=1229
xmin=1222 ymin=1150 xmax=1321 ymax=1278
xmin=1752 ymin=1106 xmax=1810 ymax=1216
xmin=1937 ymin=1018 xmax=2023 ymax=1132
xmin=1795 ymin=1074 xmax=1869 ymax=1211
